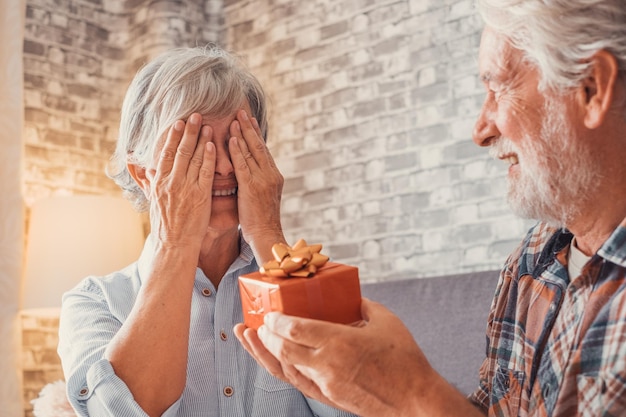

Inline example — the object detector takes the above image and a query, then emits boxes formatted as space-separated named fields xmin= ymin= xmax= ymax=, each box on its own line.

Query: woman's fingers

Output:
xmin=233 ymin=110 xmax=272 ymax=170
xmin=198 ymin=141 xmax=216 ymax=191
xmin=187 ymin=124 xmax=212 ymax=180
xmin=170 ymin=113 xmax=204 ymax=180
xmin=155 ymin=120 xmax=185 ymax=178
xmin=229 ymin=120 xmax=255 ymax=172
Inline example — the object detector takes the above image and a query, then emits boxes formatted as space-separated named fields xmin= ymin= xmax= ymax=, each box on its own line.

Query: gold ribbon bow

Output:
xmin=260 ymin=239 xmax=330 ymax=278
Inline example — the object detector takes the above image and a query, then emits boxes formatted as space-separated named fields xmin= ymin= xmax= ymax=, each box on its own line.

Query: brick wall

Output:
xmin=222 ymin=0 xmax=534 ymax=282
xmin=23 ymin=0 xmax=533 ymax=284
xmin=22 ymin=0 xmax=222 ymax=206
xmin=21 ymin=311 xmax=64 ymax=417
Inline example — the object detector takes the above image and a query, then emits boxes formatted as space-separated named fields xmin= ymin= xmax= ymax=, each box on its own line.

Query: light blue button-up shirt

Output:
xmin=58 ymin=234 xmax=357 ymax=417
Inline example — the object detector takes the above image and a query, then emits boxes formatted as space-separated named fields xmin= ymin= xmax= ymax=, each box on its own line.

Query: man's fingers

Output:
xmin=260 ymin=313 xmax=341 ymax=350
xmin=233 ymin=324 xmax=256 ymax=357
xmin=234 ymin=324 xmax=337 ymax=407
xmin=235 ymin=325 xmax=289 ymax=381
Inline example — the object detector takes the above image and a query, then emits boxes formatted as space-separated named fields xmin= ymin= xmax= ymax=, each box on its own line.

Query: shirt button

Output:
xmin=223 ymin=386 xmax=234 ymax=397
xmin=201 ymin=288 xmax=212 ymax=297
xmin=220 ymin=330 xmax=228 ymax=341
xmin=79 ymin=387 xmax=89 ymax=396
xmin=543 ymin=384 xmax=551 ymax=398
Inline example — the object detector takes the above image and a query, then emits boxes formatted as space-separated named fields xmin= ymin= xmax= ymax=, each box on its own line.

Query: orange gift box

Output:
xmin=238 ymin=262 xmax=362 ymax=330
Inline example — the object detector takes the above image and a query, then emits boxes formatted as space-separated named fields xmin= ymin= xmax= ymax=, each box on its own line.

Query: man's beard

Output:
xmin=491 ymin=97 xmax=601 ymax=228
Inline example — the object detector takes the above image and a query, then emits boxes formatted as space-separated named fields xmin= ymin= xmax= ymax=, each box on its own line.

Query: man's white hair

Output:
xmin=477 ymin=0 xmax=626 ymax=92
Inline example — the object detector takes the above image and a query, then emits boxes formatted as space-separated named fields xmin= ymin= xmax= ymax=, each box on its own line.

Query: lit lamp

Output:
xmin=21 ymin=195 xmax=145 ymax=415
xmin=22 ymin=195 xmax=145 ymax=310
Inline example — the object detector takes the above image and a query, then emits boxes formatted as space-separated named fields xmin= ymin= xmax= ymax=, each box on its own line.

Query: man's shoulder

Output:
xmin=505 ymin=222 xmax=570 ymax=278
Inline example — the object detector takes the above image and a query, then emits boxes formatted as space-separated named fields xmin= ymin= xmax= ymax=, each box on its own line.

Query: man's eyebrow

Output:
xmin=479 ymin=71 xmax=493 ymax=83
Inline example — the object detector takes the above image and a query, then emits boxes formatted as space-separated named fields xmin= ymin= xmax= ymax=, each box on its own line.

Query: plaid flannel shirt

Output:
xmin=469 ymin=220 xmax=626 ymax=416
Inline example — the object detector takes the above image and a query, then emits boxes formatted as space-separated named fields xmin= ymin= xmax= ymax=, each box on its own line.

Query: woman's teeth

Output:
xmin=212 ymin=188 xmax=237 ymax=197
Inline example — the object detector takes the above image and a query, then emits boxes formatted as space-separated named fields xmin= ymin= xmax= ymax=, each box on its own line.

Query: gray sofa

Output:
xmin=360 ymin=270 xmax=500 ymax=395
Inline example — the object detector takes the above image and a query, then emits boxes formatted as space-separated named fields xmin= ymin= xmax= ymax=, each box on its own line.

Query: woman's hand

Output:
xmin=146 ymin=113 xmax=216 ymax=252
xmin=229 ymin=110 xmax=286 ymax=263
xmin=111 ymin=115 xmax=217 ymax=416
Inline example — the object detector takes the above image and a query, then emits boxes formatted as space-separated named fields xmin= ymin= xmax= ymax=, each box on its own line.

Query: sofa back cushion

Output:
xmin=360 ymin=270 xmax=500 ymax=395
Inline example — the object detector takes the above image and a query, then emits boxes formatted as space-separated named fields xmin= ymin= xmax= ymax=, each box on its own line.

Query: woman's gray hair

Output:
xmin=107 ymin=45 xmax=268 ymax=212
xmin=477 ymin=0 xmax=626 ymax=92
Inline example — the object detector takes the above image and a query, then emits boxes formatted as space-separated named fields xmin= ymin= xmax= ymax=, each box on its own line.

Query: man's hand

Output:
xmin=146 ymin=113 xmax=215 ymax=251
xmin=229 ymin=109 xmax=286 ymax=263
xmin=234 ymin=299 xmax=429 ymax=416
xmin=234 ymin=298 xmax=485 ymax=417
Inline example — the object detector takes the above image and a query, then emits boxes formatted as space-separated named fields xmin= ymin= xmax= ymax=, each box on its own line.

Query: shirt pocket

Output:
xmin=251 ymin=370 xmax=313 ymax=417
xmin=490 ymin=364 xmax=525 ymax=417
xmin=254 ymin=369 xmax=298 ymax=393
xmin=577 ymin=372 xmax=626 ymax=416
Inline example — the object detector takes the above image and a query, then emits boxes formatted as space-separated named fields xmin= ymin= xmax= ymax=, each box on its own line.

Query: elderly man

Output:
xmin=235 ymin=0 xmax=626 ymax=416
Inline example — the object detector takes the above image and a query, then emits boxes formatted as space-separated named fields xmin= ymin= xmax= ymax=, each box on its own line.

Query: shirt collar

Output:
xmin=597 ymin=216 xmax=626 ymax=268
xmin=136 ymin=230 xmax=256 ymax=284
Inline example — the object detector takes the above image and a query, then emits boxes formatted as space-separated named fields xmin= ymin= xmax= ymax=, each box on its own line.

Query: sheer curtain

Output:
xmin=0 ymin=0 xmax=26 ymax=414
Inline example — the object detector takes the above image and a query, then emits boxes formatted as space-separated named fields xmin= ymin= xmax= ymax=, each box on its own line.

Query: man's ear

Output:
xmin=127 ymin=163 xmax=151 ymax=199
xmin=579 ymin=50 xmax=619 ymax=129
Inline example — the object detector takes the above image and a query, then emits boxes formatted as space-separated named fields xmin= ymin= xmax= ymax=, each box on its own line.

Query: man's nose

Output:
xmin=472 ymin=94 xmax=499 ymax=147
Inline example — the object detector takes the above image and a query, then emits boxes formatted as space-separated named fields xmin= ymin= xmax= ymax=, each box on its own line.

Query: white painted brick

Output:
xmin=304 ymin=170 xmax=326 ymax=190
xmin=422 ymin=230 xmax=444 ymax=252
xmin=102 ymin=0 xmax=125 ymax=13
xmin=430 ymin=186 xmax=454 ymax=207
xmin=362 ymin=200 xmax=380 ymax=217
xmin=362 ymin=240 xmax=381 ymax=259
xmin=353 ymin=48 xmax=371 ymax=66
xmin=415 ymin=105 xmax=443 ymax=127
xmin=393 ymin=255 xmax=416 ymax=273
xmin=352 ymin=14 xmax=370 ymax=33
xmin=463 ymin=159 xmax=487 ymax=180
xmin=296 ymin=30 xmax=321 ymax=49
xmin=419 ymin=146 xmax=443 ymax=169
xmin=48 ymin=115 xmax=68 ymax=130
xmin=275 ymin=56 xmax=294 ymax=73
xmin=365 ymin=159 xmax=385 ymax=181
xmin=493 ymin=217 xmax=534 ymax=241
xmin=323 ymin=207 xmax=339 ymax=222
xmin=47 ymin=47 xmax=65 ymax=64
xmin=452 ymin=203 xmax=479 ymax=224
xmin=450 ymin=117 xmax=476 ymax=139
xmin=453 ymin=74 xmax=478 ymax=98
xmin=464 ymin=244 xmax=488 ymax=263
xmin=418 ymin=66 xmax=437 ymax=87
xmin=282 ymin=195 xmax=302 ymax=214
xmin=330 ymin=71 xmax=350 ymax=90
xmin=50 ymin=13 xmax=68 ymax=28
xmin=409 ymin=0 xmax=432 ymax=14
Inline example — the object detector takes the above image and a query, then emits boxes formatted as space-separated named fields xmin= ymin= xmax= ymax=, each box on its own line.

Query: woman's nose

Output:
xmin=214 ymin=143 xmax=234 ymax=176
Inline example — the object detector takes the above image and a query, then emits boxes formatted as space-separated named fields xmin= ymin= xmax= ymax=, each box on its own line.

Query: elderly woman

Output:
xmin=58 ymin=46 xmax=357 ymax=417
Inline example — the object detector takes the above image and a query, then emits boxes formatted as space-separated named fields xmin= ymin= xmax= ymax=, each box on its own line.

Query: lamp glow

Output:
xmin=22 ymin=195 xmax=145 ymax=310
